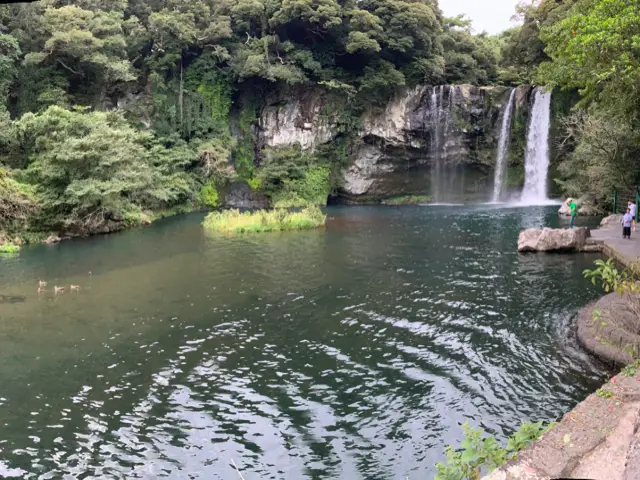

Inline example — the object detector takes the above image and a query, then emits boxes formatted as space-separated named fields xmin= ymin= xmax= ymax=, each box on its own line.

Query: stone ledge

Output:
xmin=484 ymin=375 xmax=640 ymax=480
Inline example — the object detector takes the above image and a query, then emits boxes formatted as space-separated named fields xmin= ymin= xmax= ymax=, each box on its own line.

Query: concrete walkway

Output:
xmin=591 ymin=225 xmax=640 ymax=268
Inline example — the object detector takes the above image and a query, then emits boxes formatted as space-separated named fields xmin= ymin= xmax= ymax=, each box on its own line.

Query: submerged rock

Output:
xmin=517 ymin=227 xmax=590 ymax=252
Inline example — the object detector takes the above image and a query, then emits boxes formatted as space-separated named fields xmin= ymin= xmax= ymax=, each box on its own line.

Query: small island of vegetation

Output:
xmin=203 ymin=206 xmax=325 ymax=233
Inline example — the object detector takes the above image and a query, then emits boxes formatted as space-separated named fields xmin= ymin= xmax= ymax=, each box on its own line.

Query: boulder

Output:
xmin=601 ymin=214 xmax=624 ymax=228
xmin=558 ymin=199 xmax=571 ymax=216
xmin=518 ymin=227 xmax=590 ymax=252
xmin=559 ymin=197 xmax=602 ymax=216
xmin=44 ymin=235 xmax=61 ymax=244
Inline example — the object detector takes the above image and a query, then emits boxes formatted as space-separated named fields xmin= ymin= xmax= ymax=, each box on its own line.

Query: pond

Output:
xmin=0 ymin=205 xmax=607 ymax=479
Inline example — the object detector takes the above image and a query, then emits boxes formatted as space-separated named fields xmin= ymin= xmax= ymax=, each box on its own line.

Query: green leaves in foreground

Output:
xmin=435 ymin=422 xmax=552 ymax=480
xmin=203 ymin=206 xmax=325 ymax=233
xmin=583 ymin=258 xmax=640 ymax=295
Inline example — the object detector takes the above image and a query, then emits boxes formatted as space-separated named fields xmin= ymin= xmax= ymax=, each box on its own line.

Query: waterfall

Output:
xmin=491 ymin=89 xmax=516 ymax=202
xmin=429 ymin=86 xmax=454 ymax=203
xmin=521 ymin=88 xmax=552 ymax=204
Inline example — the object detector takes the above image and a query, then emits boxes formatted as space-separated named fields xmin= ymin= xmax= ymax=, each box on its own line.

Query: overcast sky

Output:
xmin=439 ymin=0 xmax=522 ymax=34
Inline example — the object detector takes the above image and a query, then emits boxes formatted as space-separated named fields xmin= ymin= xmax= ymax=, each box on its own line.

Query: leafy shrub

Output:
xmin=435 ymin=422 xmax=552 ymax=480
xmin=258 ymin=147 xmax=330 ymax=206
xmin=273 ymin=165 xmax=331 ymax=207
xmin=247 ymin=177 xmax=262 ymax=191
xmin=17 ymin=107 xmax=194 ymax=234
xmin=0 ymin=167 xmax=37 ymax=232
xmin=203 ymin=206 xmax=325 ymax=233
xmin=199 ymin=181 xmax=220 ymax=208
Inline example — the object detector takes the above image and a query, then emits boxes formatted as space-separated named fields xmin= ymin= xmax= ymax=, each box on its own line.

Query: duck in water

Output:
xmin=39 ymin=280 xmax=47 ymax=287
xmin=54 ymin=286 xmax=65 ymax=294
xmin=70 ymin=285 xmax=80 ymax=291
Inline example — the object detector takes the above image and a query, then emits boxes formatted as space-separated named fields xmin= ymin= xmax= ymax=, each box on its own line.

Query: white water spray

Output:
xmin=430 ymin=86 xmax=455 ymax=203
xmin=492 ymin=89 xmax=516 ymax=202
xmin=521 ymin=88 xmax=552 ymax=204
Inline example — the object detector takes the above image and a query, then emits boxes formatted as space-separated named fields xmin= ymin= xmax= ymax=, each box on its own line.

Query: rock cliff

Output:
xmin=258 ymin=84 xmax=534 ymax=203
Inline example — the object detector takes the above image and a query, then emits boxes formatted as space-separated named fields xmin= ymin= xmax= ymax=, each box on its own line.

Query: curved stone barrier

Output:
xmin=577 ymin=293 xmax=640 ymax=367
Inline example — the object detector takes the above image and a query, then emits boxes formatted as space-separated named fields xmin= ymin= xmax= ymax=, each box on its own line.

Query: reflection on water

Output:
xmin=0 ymin=206 xmax=607 ymax=478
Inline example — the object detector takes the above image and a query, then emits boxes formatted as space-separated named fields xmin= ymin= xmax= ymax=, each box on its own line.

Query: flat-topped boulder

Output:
xmin=601 ymin=213 xmax=624 ymax=228
xmin=518 ymin=227 xmax=591 ymax=252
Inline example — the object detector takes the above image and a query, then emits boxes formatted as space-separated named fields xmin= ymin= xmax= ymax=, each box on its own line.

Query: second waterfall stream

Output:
xmin=492 ymin=89 xmax=516 ymax=202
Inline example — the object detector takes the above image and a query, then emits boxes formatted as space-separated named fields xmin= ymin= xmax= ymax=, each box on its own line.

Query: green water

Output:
xmin=0 ymin=205 xmax=607 ymax=479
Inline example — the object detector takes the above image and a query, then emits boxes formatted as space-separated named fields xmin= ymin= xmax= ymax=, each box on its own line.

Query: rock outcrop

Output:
xmin=260 ymin=89 xmax=337 ymax=151
xmin=518 ymin=227 xmax=591 ymax=252
xmin=223 ymin=182 xmax=270 ymax=209
xmin=259 ymin=84 xmax=535 ymax=202
xmin=602 ymin=214 xmax=624 ymax=228
xmin=558 ymin=197 xmax=602 ymax=216
xmin=44 ymin=235 xmax=61 ymax=244
xmin=577 ymin=293 xmax=640 ymax=366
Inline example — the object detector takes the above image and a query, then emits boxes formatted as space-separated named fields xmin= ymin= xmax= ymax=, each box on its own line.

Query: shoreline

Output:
xmin=0 ymin=205 xmax=204 ymax=252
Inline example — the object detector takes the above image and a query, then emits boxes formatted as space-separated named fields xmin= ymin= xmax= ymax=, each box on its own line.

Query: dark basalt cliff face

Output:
xmin=257 ymin=84 xmax=534 ymax=203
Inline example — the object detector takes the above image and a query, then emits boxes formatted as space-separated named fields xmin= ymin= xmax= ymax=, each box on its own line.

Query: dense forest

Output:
xmin=0 ymin=0 xmax=638 ymax=243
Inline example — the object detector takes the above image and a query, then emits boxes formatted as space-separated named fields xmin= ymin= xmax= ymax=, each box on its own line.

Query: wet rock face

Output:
xmin=223 ymin=182 xmax=270 ymax=209
xmin=259 ymin=90 xmax=337 ymax=151
xmin=258 ymin=84 xmax=532 ymax=202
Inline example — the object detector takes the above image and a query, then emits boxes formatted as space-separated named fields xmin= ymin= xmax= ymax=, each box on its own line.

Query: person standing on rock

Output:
xmin=622 ymin=208 xmax=633 ymax=239
xmin=568 ymin=198 xmax=577 ymax=229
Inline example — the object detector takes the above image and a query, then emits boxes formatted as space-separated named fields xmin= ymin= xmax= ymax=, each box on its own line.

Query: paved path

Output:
xmin=591 ymin=225 xmax=640 ymax=267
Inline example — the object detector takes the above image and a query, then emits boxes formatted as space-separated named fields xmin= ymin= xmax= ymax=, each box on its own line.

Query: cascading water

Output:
xmin=491 ymin=89 xmax=516 ymax=202
xmin=521 ymin=88 xmax=552 ymax=204
xmin=429 ymin=86 xmax=455 ymax=203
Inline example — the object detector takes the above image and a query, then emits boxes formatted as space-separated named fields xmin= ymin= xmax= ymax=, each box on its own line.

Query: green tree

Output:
xmin=538 ymin=0 xmax=640 ymax=112
xmin=22 ymin=4 xmax=135 ymax=105
xmin=17 ymin=106 xmax=192 ymax=232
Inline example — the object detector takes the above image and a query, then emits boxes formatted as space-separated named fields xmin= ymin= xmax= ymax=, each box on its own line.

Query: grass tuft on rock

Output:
xmin=203 ymin=206 xmax=326 ymax=233
xmin=382 ymin=195 xmax=431 ymax=205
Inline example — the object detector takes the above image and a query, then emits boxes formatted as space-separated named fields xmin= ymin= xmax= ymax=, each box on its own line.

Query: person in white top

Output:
xmin=628 ymin=201 xmax=637 ymax=231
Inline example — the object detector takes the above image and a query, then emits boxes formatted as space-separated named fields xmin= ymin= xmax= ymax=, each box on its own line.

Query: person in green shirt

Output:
xmin=569 ymin=198 xmax=577 ymax=229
